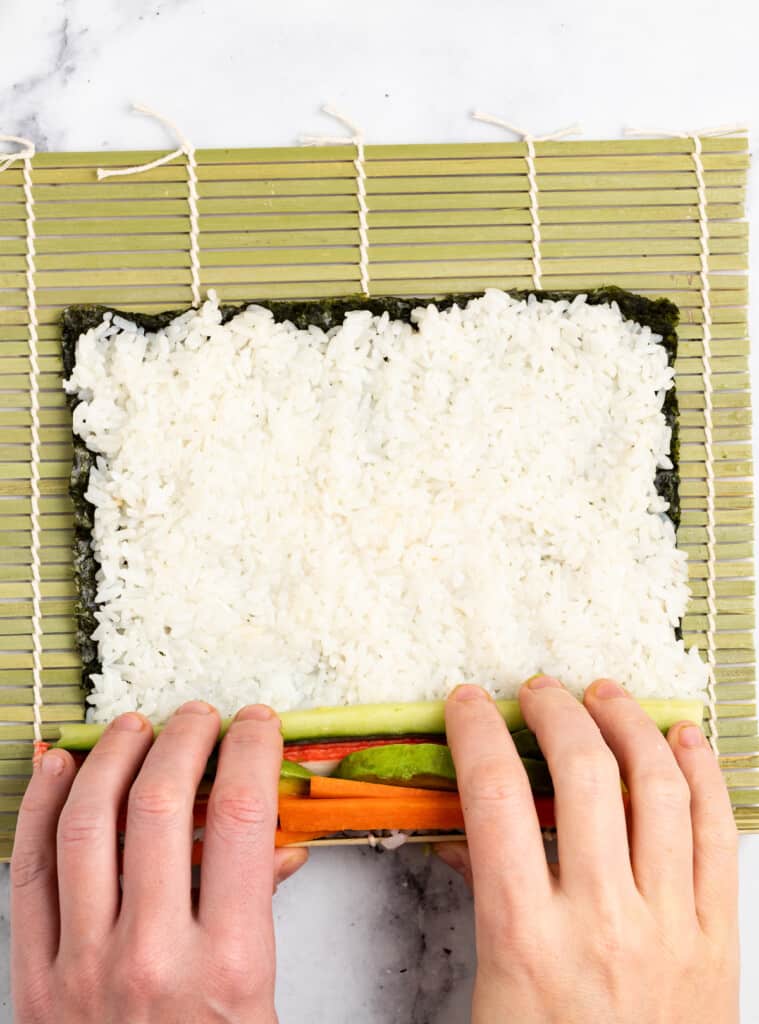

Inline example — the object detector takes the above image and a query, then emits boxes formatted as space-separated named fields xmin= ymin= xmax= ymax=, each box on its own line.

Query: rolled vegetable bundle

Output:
xmin=56 ymin=698 xmax=703 ymax=849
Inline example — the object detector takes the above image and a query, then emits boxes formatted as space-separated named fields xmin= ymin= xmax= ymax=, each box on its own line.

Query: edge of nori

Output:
xmin=60 ymin=287 xmax=680 ymax=696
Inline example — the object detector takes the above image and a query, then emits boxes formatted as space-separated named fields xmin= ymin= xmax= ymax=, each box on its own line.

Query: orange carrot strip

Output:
xmin=309 ymin=775 xmax=443 ymax=800
xmin=118 ymin=794 xmax=558 ymax=846
xmin=308 ymin=779 xmax=557 ymax=830
xmin=279 ymin=794 xmax=465 ymax=833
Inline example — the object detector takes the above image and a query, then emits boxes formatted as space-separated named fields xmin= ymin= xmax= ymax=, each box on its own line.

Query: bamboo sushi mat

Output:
xmin=0 ymin=131 xmax=755 ymax=859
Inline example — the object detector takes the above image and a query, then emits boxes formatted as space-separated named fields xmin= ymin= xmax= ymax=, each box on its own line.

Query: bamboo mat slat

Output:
xmin=0 ymin=133 xmax=754 ymax=857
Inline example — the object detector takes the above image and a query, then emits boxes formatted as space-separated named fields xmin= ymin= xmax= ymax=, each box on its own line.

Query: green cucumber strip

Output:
xmin=54 ymin=697 xmax=704 ymax=751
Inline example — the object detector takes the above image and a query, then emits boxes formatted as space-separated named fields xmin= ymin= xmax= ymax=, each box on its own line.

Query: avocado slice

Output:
xmin=280 ymin=759 xmax=313 ymax=781
xmin=204 ymin=753 xmax=312 ymax=792
xmin=278 ymin=759 xmax=313 ymax=795
xmin=336 ymin=742 xmax=553 ymax=796
xmin=336 ymin=743 xmax=457 ymax=790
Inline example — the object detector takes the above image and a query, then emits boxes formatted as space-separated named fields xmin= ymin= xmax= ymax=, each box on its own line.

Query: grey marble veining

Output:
xmin=274 ymin=848 xmax=475 ymax=1024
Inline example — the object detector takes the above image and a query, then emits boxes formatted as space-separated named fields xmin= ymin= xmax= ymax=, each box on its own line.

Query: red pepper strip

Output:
xmin=533 ymin=796 xmax=555 ymax=830
xmin=282 ymin=736 xmax=441 ymax=763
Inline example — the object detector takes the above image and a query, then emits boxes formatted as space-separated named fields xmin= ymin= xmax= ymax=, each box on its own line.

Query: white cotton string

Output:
xmin=623 ymin=123 xmax=748 ymax=140
xmin=0 ymin=136 xmax=43 ymax=744
xmin=692 ymin=135 xmax=720 ymax=756
xmin=0 ymin=134 xmax=35 ymax=174
xmin=472 ymin=112 xmax=582 ymax=290
xmin=301 ymin=105 xmax=370 ymax=295
xmin=97 ymin=104 xmax=201 ymax=307
xmin=624 ymin=125 xmax=749 ymax=754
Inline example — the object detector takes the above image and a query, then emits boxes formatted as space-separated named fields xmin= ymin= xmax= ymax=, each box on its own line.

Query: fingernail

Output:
xmin=41 ymin=751 xmax=65 ymax=776
xmin=176 ymin=701 xmax=214 ymax=716
xmin=592 ymin=679 xmax=628 ymax=701
xmin=278 ymin=848 xmax=307 ymax=872
xmin=236 ymin=704 xmax=274 ymax=722
xmin=112 ymin=712 xmax=145 ymax=732
xmin=679 ymin=724 xmax=705 ymax=748
xmin=450 ymin=684 xmax=489 ymax=702
xmin=526 ymin=675 xmax=562 ymax=691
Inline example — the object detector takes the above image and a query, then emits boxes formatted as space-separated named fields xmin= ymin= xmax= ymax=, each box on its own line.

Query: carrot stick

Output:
xmin=310 ymin=775 xmax=442 ymax=800
xmin=279 ymin=794 xmax=465 ymax=833
xmin=118 ymin=793 xmax=557 ymax=853
xmin=310 ymin=777 xmax=558 ymax=829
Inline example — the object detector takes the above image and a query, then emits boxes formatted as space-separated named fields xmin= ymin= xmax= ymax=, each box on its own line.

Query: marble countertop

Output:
xmin=0 ymin=0 xmax=757 ymax=1020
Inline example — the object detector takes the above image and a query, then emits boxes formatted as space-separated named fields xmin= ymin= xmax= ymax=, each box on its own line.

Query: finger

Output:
xmin=584 ymin=680 xmax=695 ymax=916
xmin=273 ymin=848 xmax=309 ymax=893
xmin=11 ymin=750 xmax=76 ymax=973
xmin=56 ymin=713 xmax=153 ymax=952
xmin=520 ymin=676 xmax=634 ymax=899
xmin=435 ymin=842 xmax=473 ymax=890
xmin=199 ymin=705 xmax=282 ymax=942
xmin=445 ymin=686 xmax=552 ymax=921
xmin=668 ymin=722 xmax=738 ymax=937
xmin=121 ymin=702 xmax=220 ymax=932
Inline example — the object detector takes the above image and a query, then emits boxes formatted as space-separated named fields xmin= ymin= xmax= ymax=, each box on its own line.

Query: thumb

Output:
xmin=435 ymin=841 xmax=473 ymax=890
xmin=273 ymin=847 xmax=309 ymax=892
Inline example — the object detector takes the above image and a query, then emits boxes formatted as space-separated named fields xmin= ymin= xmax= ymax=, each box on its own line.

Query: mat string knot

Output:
xmin=301 ymin=105 xmax=370 ymax=296
xmin=0 ymin=134 xmax=35 ymax=174
xmin=623 ymin=123 xmax=748 ymax=139
xmin=472 ymin=112 xmax=582 ymax=289
xmin=97 ymin=104 xmax=201 ymax=306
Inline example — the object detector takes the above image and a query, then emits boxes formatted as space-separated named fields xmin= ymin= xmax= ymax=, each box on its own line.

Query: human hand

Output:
xmin=11 ymin=702 xmax=307 ymax=1024
xmin=437 ymin=678 xmax=739 ymax=1024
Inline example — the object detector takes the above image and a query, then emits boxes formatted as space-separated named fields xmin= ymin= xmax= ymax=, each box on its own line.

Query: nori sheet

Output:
xmin=60 ymin=287 xmax=681 ymax=696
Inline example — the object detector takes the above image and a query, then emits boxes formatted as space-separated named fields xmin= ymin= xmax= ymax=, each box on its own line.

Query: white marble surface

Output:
xmin=0 ymin=0 xmax=757 ymax=1020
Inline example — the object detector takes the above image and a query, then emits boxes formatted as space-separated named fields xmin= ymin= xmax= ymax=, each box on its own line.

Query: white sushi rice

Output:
xmin=65 ymin=289 xmax=706 ymax=722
